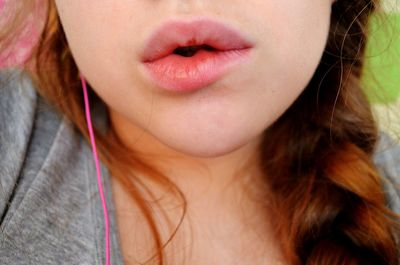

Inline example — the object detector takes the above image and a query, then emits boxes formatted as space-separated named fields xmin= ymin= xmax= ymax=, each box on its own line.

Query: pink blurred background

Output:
xmin=0 ymin=0 xmax=44 ymax=68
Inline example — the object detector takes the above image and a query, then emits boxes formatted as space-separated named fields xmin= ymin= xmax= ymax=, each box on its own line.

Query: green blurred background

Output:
xmin=362 ymin=3 xmax=399 ymax=138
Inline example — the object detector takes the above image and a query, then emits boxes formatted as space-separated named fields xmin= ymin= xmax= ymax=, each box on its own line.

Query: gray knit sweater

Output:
xmin=0 ymin=69 xmax=399 ymax=265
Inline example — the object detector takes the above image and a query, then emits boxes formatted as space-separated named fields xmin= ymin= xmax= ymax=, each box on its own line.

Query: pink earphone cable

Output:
xmin=80 ymin=75 xmax=111 ymax=265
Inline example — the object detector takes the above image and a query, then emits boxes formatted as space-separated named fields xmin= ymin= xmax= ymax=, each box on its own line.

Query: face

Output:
xmin=55 ymin=1 xmax=333 ymax=157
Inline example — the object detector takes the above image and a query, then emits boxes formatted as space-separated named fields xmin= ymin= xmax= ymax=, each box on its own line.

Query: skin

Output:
xmin=55 ymin=1 xmax=335 ymax=264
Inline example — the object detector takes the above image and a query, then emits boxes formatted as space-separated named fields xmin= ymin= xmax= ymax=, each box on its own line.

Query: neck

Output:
xmin=109 ymin=109 xmax=268 ymax=204
xmin=108 ymin=110 xmax=289 ymax=265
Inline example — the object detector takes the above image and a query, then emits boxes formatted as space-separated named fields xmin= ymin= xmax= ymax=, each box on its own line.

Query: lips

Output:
xmin=140 ymin=18 xmax=255 ymax=92
xmin=141 ymin=18 xmax=254 ymax=62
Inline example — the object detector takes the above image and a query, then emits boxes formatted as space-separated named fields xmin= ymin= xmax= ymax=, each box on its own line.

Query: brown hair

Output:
xmin=1 ymin=0 xmax=400 ymax=264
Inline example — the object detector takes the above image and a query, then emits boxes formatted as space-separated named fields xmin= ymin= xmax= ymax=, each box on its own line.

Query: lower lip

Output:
xmin=142 ymin=48 xmax=252 ymax=92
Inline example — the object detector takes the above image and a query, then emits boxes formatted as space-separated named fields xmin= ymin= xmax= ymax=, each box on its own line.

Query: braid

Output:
xmin=260 ymin=1 xmax=400 ymax=263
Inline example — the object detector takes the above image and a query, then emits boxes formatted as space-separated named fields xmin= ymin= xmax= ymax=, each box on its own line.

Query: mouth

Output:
xmin=141 ymin=18 xmax=254 ymax=62
xmin=172 ymin=44 xmax=217 ymax=57
xmin=140 ymin=18 xmax=255 ymax=92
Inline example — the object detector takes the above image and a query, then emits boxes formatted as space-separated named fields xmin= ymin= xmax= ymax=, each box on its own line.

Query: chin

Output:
xmin=174 ymin=145 xmax=244 ymax=158
xmin=160 ymin=132 xmax=257 ymax=158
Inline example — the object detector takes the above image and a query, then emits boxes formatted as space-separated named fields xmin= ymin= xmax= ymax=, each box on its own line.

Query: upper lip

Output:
xmin=141 ymin=17 xmax=255 ymax=62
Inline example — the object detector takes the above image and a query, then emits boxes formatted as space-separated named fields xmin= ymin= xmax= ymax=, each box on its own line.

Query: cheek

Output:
xmin=252 ymin=1 xmax=331 ymax=109
xmin=55 ymin=1 xmax=130 ymax=82
xmin=267 ymin=1 xmax=332 ymax=76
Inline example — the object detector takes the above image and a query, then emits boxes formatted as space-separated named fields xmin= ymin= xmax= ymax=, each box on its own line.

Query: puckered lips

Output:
xmin=140 ymin=18 xmax=255 ymax=92
xmin=141 ymin=18 xmax=254 ymax=62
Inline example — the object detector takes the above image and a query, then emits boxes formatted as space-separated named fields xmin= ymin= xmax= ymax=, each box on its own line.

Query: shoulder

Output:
xmin=0 ymin=68 xmax=38 ymax=142
xmin=0 ymin=69 xmax=106 ymax=264
xmin=0 ymin=68 xmax=65 ymax=227
xmin=0 ymin=68 xmax=39 ymax=219
xmin=0 ymin=68 xmax=39 ymax=155
xmin=0 ymin=68 xmax=37 ymax=112
xmin=372 ymin=132 xmax=400 ymax=213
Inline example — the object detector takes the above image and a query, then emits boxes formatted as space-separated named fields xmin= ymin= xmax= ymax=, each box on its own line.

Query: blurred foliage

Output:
xmin=362 ymin=12 xmax=400 ymax=104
